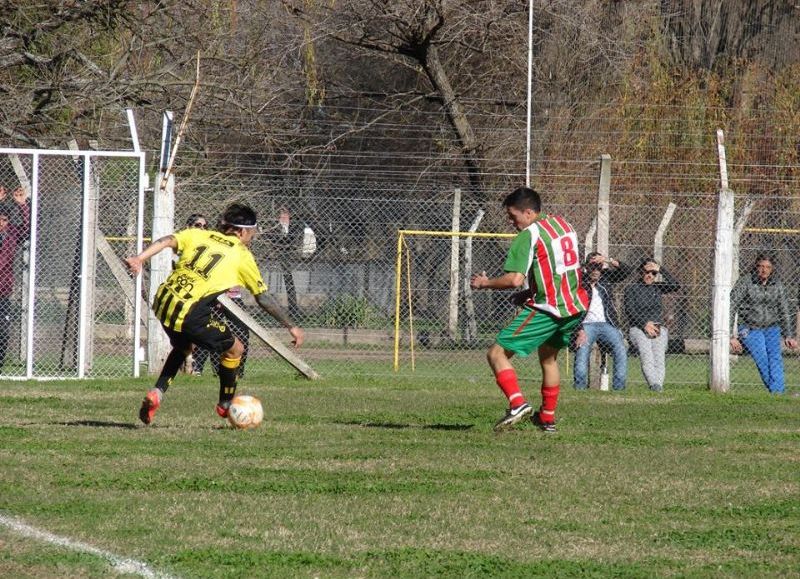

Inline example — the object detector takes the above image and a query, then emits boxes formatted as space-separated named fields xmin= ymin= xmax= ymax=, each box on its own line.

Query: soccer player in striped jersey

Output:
xmin=125 ymin=203 xmax=304 ymax=425
xmin=470 ymin=187 xmax=588 ymax=432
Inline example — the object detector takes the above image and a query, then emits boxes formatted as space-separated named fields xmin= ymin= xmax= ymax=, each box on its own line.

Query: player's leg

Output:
xmin=139 ymin=328 xmax=191 ymax=425
xmin=216 ymin=337 xmax=245 ymax=416
xmin=490 ymin=307 xmax=543 ymax=430
xmin=531 ymin=344 xmax=560 ymax=432
xmin=531 ymin=313 xmax=582 ymax=432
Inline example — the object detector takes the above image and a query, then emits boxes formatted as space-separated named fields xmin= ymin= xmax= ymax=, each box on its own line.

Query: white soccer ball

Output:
xmin=227 ymin=395 xmax=264 ymax=430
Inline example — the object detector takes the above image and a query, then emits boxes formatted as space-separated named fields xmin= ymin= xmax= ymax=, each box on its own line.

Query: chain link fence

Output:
xmin=2 ymin=149 xmax=798 ymax=391
xmin=170 ymin=176 xmax=800 ymax=392
xmin=0 ymin=149 xmax=143 ymax=380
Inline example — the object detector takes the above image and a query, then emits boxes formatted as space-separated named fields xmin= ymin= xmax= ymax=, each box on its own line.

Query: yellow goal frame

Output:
xmin=393 ymin=229 xmax=515 ymax=371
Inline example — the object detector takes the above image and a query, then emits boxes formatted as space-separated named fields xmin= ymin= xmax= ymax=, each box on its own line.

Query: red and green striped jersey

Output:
xmin=503 ymin=214 xmax=589 ymax=317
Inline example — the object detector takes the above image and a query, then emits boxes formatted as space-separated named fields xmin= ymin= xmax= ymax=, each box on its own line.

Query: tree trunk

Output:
xmin=422 ymin=43 xmax=484 ymax=201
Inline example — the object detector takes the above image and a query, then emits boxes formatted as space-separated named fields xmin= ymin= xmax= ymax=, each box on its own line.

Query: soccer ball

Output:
xmin=227 ymin=395 xmax=264 ymax=430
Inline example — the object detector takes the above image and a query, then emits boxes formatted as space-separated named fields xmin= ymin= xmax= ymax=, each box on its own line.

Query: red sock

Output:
xmin=496 ymin=369 xmax=526 ymax=408
xmin=540 ymin=384 xmax=559 ymax=423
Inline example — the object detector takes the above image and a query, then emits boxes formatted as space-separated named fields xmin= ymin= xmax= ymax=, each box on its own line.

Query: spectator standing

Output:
xmin=729 ymin=254 xmax=796 ymax=393
xmin=470 ymin=187 xmax=589 ymax=432
xmin=0 ymin=187 xmax=30 ymax=368
xmin=624 ymin=258 xmax=680 ymax=392
xmin=573 ymin=252 xmax=632 ymax=391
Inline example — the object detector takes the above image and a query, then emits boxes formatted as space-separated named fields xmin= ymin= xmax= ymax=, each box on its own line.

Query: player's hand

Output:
xmin=289 ymin=326 xmax=304 ymax=349
xmin=124 ymin=256 xmax=143 ymax=275
xmin=470 ymin=271 xmax=488 ymax=290
xmin=574 ymin=329 xmax=587 ymax=348
xmin=730 ymin=337 xmax=743 ymax=354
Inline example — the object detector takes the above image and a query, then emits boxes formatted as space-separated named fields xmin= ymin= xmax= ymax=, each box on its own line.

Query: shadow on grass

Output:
xmin=57 ymin=420 xmax=141 ymax=429
xmin=336 ymin=420 xmax=473 ymax=431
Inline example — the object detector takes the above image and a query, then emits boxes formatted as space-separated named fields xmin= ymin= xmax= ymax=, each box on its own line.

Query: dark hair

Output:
xmin=753 ymin=253 xmax=774 ymax=266
xmin=220 ymin=203 xmax=258 ymax=234
xmin=584 ymin=252 xmax=602 ymax=268
xmin=638 ymin=257 xmax=658 ymax=272
xmin=185 ymin=213 xmax=207 ymax=228
xmin=502 ymin=187 xmax=541 ymax=212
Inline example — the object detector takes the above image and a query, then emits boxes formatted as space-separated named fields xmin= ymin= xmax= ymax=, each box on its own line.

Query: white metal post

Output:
xmin=76 ymin=154 xmax=93 ymax=378
xmin=24 ymin=154 xmax=39 ymax=379
xmin=525 ymin=0 xmax=533 ymax=186
xmin=134 ymin=154 xmax=146 ymax=377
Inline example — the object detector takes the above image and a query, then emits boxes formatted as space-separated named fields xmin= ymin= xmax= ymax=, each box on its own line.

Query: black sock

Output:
xmin=154 ymin=349 xmax=187 ymax=393
xmin=217 ymin=356 xmax=240 ymax=406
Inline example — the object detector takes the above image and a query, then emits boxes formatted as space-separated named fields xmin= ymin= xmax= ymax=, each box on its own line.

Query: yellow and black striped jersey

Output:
xmin=153 ymin=228 xmax=267 ymax=331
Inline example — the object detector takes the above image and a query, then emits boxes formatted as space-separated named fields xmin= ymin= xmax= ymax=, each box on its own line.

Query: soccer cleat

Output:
xmin=493 ymin=402 xmax=532 ymax=431
xmin=531 ymin=411 xmax=557 ymax=433
xmin=215 ymin=401 xmax=231 ymax=418
xmin=139 ymin=389 xmax=162 ymax=425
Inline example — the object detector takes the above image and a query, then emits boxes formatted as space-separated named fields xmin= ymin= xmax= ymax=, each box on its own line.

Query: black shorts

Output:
xmin=162 ymin=303 xmax=236 ymax=354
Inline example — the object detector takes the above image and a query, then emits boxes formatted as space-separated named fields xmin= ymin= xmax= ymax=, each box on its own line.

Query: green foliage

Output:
xmin=316 ymin=294 xmax=387 ymax=329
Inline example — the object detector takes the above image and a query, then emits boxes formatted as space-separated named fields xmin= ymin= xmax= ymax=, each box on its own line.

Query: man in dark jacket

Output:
xmin=729 ymin=254 xmax=796 ymax=393
xmin=573 ymin=252 xmax=632 ymax=390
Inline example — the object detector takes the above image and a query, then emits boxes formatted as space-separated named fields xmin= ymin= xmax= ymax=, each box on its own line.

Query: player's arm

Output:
xmin=470 ymin=271 xmax=525 ymax=290
xmin=254 ymin=292 xmax=304 ymax=348
xmin=124 ymin=235 xmax=177 ymax=275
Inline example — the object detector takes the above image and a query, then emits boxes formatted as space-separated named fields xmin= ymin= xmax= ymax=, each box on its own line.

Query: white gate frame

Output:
xmin=0 ymin=147 xmax=146 ymax=380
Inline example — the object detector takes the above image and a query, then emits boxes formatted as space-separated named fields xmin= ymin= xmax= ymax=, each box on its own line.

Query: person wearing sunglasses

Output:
xmin=729 ymin=254 xmax=796 ymax=393
xmin=623 ymin=258 xmax=681 ymax=392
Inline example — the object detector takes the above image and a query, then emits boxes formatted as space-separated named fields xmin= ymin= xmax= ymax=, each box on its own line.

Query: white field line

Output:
xmin=0 ymin=513 xmax=176 ymax=578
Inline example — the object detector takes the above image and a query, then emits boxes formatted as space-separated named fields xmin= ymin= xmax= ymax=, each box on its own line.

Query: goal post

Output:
xmin=393 ymin=229 xmax=514 ymax=371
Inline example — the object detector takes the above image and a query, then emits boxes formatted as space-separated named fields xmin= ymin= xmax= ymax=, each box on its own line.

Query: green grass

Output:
xmin=1 ymin=367 xmax=798 ymax=578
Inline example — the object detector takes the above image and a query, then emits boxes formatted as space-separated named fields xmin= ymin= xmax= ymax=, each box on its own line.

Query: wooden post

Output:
xmin=447 ymin=188 xmax=461 ymax=342
xmin=596 ymin=154 xmax=611 ymax=257
xmin=654 ymin=203 xmax=677 ymax=267
xmin=217 ymin=294 xmax=319 ymax=379
xmin=590 ymin=155 xmax=611 ymax=390
xmin=147 ymin=112 xmax=175 ymax=374
xmin=710 ymin=129 xmax=734 ymax=393
xmin=731 ymin=199 xmax=755 ymax=337
xmin=462 ymin=209 xmax=484 ymax=344
xmin=584 ymin=217 xmax=596 ymax=258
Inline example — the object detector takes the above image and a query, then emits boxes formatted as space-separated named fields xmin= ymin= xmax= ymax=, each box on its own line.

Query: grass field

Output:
xmin=1 ymin=363 xmax=798 ymax=578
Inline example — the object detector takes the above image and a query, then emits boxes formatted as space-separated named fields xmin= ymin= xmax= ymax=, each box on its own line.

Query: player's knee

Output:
xmin=224 ymin=338 xmax=245 ymax=359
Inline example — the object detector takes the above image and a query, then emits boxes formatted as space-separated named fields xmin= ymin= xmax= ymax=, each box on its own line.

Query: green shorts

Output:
xmin=496 ymin=307 xmax=583 ymax=357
